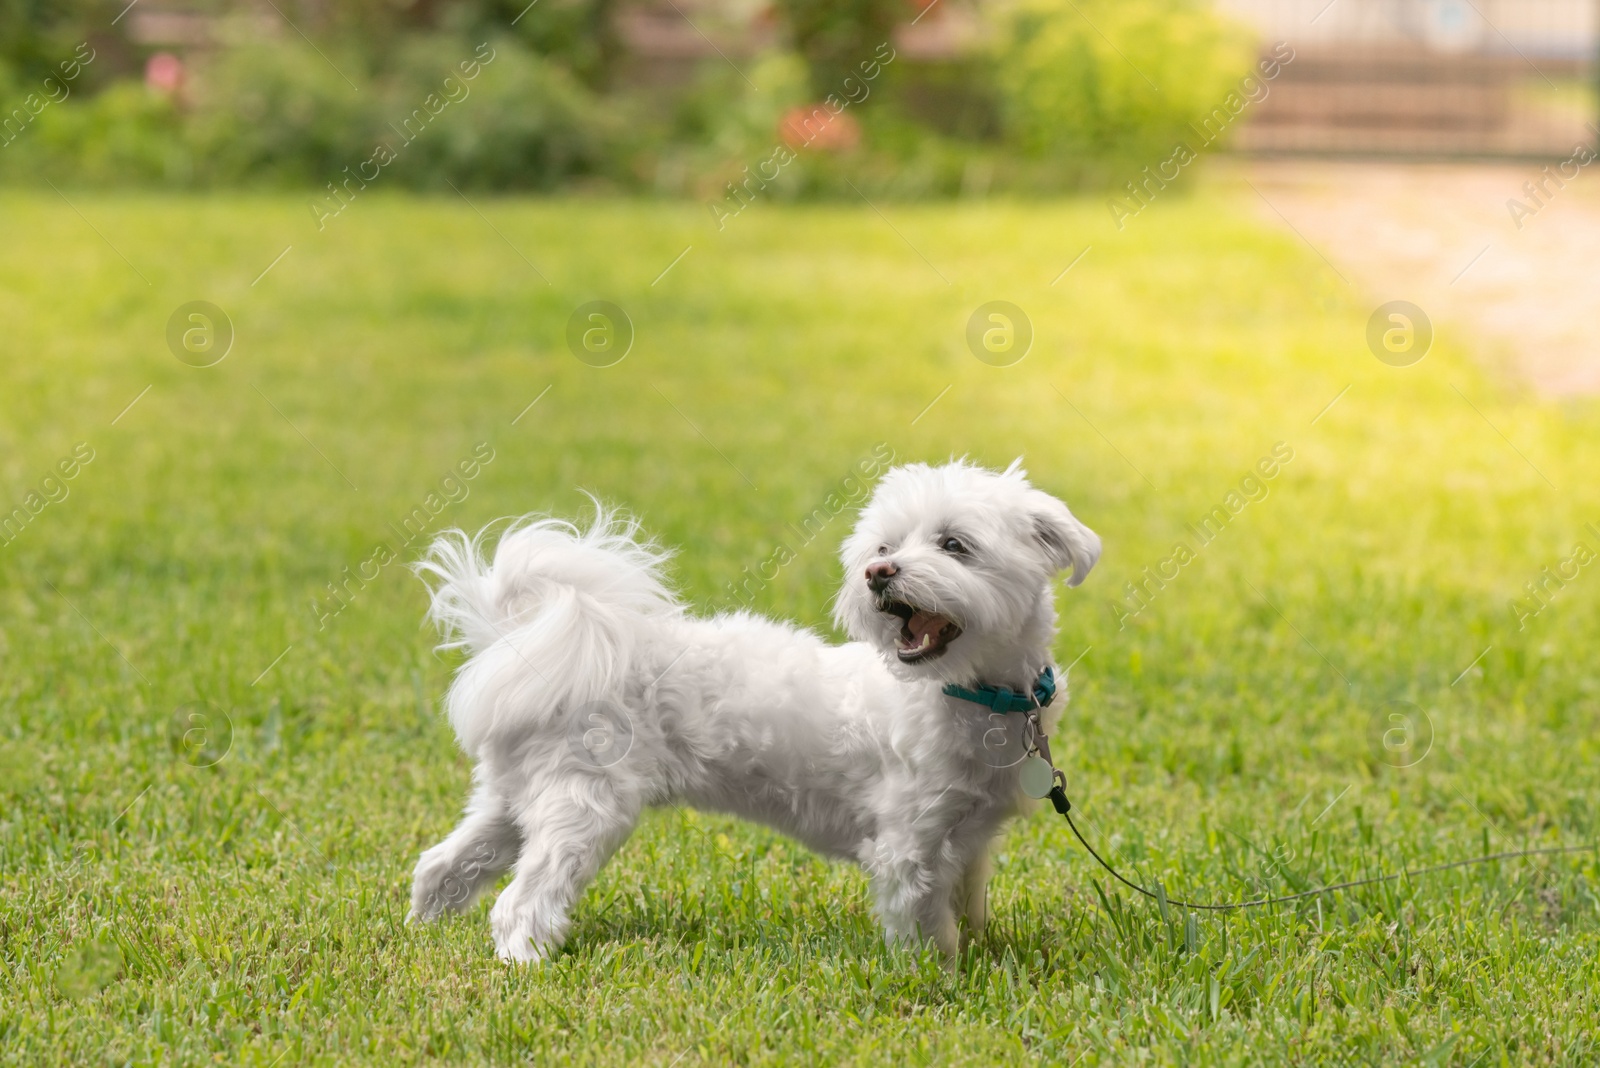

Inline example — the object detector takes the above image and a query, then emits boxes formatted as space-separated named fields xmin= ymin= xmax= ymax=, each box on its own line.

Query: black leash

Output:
xmin=1046 ymin=785 xmax=1596 ymax=912
xmin=942 ymin=668 xmax=1594 ymax=912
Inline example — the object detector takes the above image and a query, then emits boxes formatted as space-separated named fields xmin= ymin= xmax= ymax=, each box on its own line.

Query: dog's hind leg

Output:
xmin=489 ymin=777 xmax=641 ymax=963
xmin=410 ymin=777 xmax=522 ymax=921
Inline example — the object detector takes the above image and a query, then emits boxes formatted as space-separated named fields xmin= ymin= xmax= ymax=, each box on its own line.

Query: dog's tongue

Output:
xmin=908 ymin=610 xmax=951 ymax=642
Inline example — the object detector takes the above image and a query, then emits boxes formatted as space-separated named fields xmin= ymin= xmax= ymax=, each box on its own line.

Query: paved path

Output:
xmin=1240 ymin=159 xmax=1600 ymax=396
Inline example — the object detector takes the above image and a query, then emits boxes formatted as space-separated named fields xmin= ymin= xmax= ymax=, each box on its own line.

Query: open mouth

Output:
xmin=881 ymin=600 xmax=963 ymax=663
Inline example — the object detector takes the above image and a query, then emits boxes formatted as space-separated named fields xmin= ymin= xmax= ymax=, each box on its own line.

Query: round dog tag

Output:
xmin=1019 ymin=755 xmax=1055 ymax=799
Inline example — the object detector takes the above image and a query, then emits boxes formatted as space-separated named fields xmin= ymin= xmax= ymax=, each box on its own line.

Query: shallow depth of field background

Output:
xmin=3 ymin=2 xmax=1600 ymax=1066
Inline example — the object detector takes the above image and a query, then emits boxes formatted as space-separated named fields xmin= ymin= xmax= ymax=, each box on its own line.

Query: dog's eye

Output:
xmin=877 ymin=544 xmax=889 ymax=556
xmin=941 ymin=536 xmax=968 ymax=555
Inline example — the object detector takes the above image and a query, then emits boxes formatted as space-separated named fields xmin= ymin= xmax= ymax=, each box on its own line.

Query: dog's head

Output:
xmin=834 ymin=460 xmax=1099 ymax=682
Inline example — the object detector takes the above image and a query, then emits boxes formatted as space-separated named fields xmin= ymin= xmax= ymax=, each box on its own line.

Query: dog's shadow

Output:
xmin=543 ymin=824 xmax=1097 ymax=989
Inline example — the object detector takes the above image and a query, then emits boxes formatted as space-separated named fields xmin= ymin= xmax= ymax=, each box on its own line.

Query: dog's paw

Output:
xmin=490 ymin=899 xmax=564 ymax=963
xmin=410 ymin=853 xmax=474 ymax=922
xmin=492 ymin=925 xmax=551 ymax=964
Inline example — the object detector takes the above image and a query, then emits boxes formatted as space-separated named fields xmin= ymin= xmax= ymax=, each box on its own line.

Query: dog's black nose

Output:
xmin=865 ymin=561 xmax=898 ymax=593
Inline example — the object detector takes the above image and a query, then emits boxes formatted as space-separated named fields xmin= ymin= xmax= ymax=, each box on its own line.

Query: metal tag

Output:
xmin=1020 ymin=755 xmax=1055 ymax=799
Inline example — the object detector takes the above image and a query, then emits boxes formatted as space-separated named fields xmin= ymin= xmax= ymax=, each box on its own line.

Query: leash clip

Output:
xmin=1026 ymin=706 xmax=1055 ymax=769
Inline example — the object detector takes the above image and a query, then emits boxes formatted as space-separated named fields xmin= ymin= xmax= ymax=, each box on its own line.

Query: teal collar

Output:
xmin=942 ymin=666 xmax=1057 ymax=714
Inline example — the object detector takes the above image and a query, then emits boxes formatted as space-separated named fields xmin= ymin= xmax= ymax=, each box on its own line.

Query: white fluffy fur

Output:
xmin=409 ymin=461 xmax=1100 ymax=962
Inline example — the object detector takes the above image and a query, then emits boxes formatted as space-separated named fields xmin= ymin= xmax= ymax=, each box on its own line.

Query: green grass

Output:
xmin=2 ymin=181 xmax=1599 ymax=1066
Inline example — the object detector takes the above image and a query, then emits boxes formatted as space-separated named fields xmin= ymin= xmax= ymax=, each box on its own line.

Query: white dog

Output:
xmin=408 ymin=459 xmax=1100 ymax=962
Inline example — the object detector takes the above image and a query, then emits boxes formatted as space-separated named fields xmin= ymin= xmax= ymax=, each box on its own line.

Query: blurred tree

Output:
xmin=770 ymin=0 xmax=902 ymax=100
xmin=0 ymin=0 xmax=123 ymax=84
xmin=297 ymin=0 xmax=620 ymax=88
xmin=444 ymin=0 xmax=621 ymax=89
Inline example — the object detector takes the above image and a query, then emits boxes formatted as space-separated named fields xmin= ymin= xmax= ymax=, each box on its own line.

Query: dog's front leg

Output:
xmin=877 ymin=877 xmax=961 ymax=960
xmin=865 ymin=834 xmax=962 ymax=959
xmin=955 ymin=847 xmax=992 ymax=945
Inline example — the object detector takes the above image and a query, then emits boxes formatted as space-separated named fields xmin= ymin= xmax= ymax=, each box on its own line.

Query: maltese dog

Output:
xmin=408 ymin=459 xmax=1100 ymax=962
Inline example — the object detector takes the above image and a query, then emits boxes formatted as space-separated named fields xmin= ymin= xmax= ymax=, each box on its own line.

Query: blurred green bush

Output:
xmin=389 ymin=39 xmax=615 ymax=191
xmin=991 ymin=0 xmax=1257 ymax=164
xmin=17 ymin=82 xmax=188 ymax=185
xmin=185 ymin=42 xmax=373 ymax=187
xmin=1 ymin=36 xmax=614 ymax=189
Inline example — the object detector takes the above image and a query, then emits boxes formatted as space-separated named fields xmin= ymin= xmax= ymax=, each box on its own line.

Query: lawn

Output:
xmin=1 ymin=180 xmax=1598 ymax=1066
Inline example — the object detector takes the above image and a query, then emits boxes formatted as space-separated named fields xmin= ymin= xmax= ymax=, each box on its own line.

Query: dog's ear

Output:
xmin=1028 ymin=491 xmax=1101 ymax=587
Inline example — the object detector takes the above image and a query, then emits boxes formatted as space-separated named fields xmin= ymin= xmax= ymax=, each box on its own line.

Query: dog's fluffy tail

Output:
xmin=414 ymin=499 xmax=679 ymax=752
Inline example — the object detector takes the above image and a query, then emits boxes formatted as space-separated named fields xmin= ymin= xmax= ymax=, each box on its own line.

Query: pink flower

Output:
xmin=145 ymin=53 xmax=185 ymax=95
xmin=779 ymin=105 xmax=862 ymax=153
